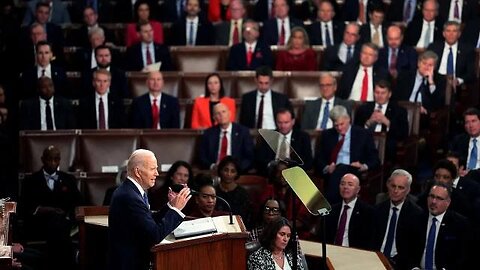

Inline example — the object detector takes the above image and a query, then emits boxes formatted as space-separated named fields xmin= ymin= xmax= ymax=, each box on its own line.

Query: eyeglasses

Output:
xmin=264 ymin=206 xmax=280 ymax=214
xmin=428 ymin=194 xmax=448 ymax=201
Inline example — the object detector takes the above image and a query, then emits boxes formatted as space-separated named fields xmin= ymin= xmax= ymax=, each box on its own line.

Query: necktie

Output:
xmin=360 ymin=68 xmax=369 ymax=101
xmin=45 ymin=99 xmax=53 ymax=130
xmin=454 ymin=0 xmax=460 ymax=20
xmin=98 ymin=97 xmax=106 ymax=129
xmin=188 ymin=21 xmax=195 ymax=45
xmin=232 ymin=21 xmax=240 ymax=45
xmin=404 ymin=0 xmax=412 ymax=23
xmin=279 ymin=135 xmax=288 ymax=159
xmin=41 ymin=69 xmax=46 ymax=77
xmin=146 ymin=46 xmax=152 ymax=65
xmin=320 ymin=101 xmax=330 ymax=129
xmin=447 ymin=47 xmax=454 ymax=75
xmin=45 ymin=173 xmax=58 ymax=191
xmin=152 ymin=98 xmax=159 ymax=129
xmin=335 ymin=205 xmax=350 ymax=245
xmin=278 ymin=20 xmax=286 ymax=46
xmin=177 ymin=0 xmax=182 ymax=17
xmin=325 ymin=24 xmax=332 ymax=46
xmin=425 ymin=217 xmax=437 ymax=270
xmin=424 ymin=23 xmax=431 ymax=48
xmin=218 ymin=131 xmax=228 ymax=162
xmin=142 ymin=192 xmax=149 ymax=207
xmin=383 ymin=207 xmax=398 ymax=257
xmin=415 ymin=77 xmax=428 ymax=102
xmin=374 ymin=104 xmax=384 ymax=132
xmin=389 ymin=48 xmax=397 ymax=75
xmin=256 ymin=94 xmax=264 ymax=128
xmin=358 ymin=0 xmax=366 ymax=24
xmin=330 ymin=135 xmax=345 ymax=164
xmin=347 ymin=46 xmax=353 ymax=61
xmin=247 ymin=46 xmax=253 ymax=66
xmin=468 ymin=138 xmax=478 ymax=170
xmin=372 ymin=26 xmax=380 ymax=46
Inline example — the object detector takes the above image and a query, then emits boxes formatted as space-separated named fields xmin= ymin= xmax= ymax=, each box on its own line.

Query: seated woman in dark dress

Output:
xmin=275 ymin=27 xmax=318 ymax=71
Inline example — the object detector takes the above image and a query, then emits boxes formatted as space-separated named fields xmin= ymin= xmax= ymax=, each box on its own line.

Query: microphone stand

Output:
xmin=215 ymin=195 xmax=234 ymax=225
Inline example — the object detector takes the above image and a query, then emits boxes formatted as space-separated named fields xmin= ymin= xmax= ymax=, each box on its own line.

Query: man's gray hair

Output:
xmin=329 ymin=105 xmax=350 ymax=122
xmin=389 ymin=169 xmax=413 ymax=186
xmin=127 ymin=149 xmax=155 ymax=175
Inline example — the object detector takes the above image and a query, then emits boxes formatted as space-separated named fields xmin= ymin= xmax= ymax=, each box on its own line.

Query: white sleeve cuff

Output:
xmin=167 ymin=202 xmax=186 ymax=218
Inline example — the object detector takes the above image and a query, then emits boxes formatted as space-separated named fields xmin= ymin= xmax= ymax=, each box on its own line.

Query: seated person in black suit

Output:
xmin=461 ymin=18 xmax=480 ymax=48
xmin=359 ymin=6 xmax=387 ymax=48
xmin=69 ymin=6 xmax=113 ymax=47
xmin=321 ymin=22 xmax=361 ymax=71
xmin=404 ymin=0 xmax=444 ymax=48
xmin=341 ymin=0 xmax=384 ymax=24
xmin=78 ymin=69 xmax=126 ymax=129
xmin=261 ymin=0 xmax=304 ymax=46
xmin=437 ymin=0 xmax=478 ymax=24
xmin=253 ymin=0 xmax=296 ymax=22
xmin=170 ymin=0 xmax=214 ymax=45
xmin=214 ymin=0 xmax=246 ymax=46
xmin=20 ymin=77 xmax=75 ymax=130
xmin=75 ymin=26 xmax=106 ymax=71
xmin=451 ymin=108 xmax=480 ymax=174
xmin=22 ymin=0 xmax=70 ymax=26
xmin=354 ymin=80 xmax=409 ymax=163
xmin=314 ymin=105 xmax=380 ymax=204
xmin=226 ymin=20 xmax=273 ymax=71
xmin=308 ymin=0 xmax=344 ymax=47
xmin=131 ymin=71 xmax=180 ymax=129
xmin=125 ymin=21 xmax=173 ymax=71
xmin=20 ymin=145 xmax=83 ymax=270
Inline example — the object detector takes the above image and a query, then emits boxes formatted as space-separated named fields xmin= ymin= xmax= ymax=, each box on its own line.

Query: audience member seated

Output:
xmin=321 ymin=22 xmax=361 ymax=71
xmin=78 ymin=69 xmax=126 ymax=129
xmin=214 ymin=0 xmax=246 ymax=46
xmin=255 ymin=108 xmax=313 ymax=174
xmin=239 ymin=66 xmax=292 ymax=129
xmin=19 ymin=145 xmax=82 ymax=270
xmin=249 ymin=199 xmax=285 ymax=244
xmin=75 ymin=27 xmax=107 ymax=71
xmin=189 ymin=180 xmax=229 ymax=218
xmin=226 ymin=20 xmax=273 ymax=71
xmin=253 ymin=0 xmax=295 ymax=22
xmin=208 ymin=0 xmax=232 ymax=22
xmin=20 ymin=77 xmax=75 ymax=130
xmin=20 ymin=41 xmax=67 ymax=99
xmin=161 ymin=0 xmax=191 ymax=23
xmin=199 ymin=103 xmax=254 ymax=172
xmin=385 ymin=0 xmax=422 ymax=24
xmin=301 ymin=73 xmax=352 ymax=130
xmin=125 ymin=21 xmax=173 ymax=71
xmin=314 ymin=105 xmax=380 ymax=204
xmin=214 ymin=156 xmax=251 ymax=225
xmin=359 ymin=7 xmax=387 ymax=48
xmin=337 ymin=43 xmax=389 ymax=102
xmin=437 ymin=0 xmax=478 ymax=24
xmin=170 ymin=0 xmax=214 ymax=46
xmin=125 ymin=0 xmax=164 ymax=47
xmin=308 ymin=0 xmax=344 ymax=47
xmin=21 ymin=2 xmax=64 ymax=48
xmin=354 ymin=80 xmax=409 ymax=163
xmin=461 ymin=18 xmax=480 ymax=48
xmin=22 ymin=0 xmax=70 ymax=26
xmin=69 ymin=6 xmax=114 ymax=48
xmin=261 ymin=0 xmax=304 ymax=46
xmin=275 ymin=27 xmax=318 ymax=71
xmin=377 ymin=25 xmax=418 ymax=79
xmin=300 ymin=0 xmax=340 ymax=22
xmin=247 ymin=217 xmax=305 ymax=270
xmin=451 ymin=108 xmax=480 ymax=175
xmin=131 ymin=71 xmax=180 ymax=128
xmin=341 ymin=0 xmax=383 ymax=24
xmin=191 ymin=73 xmax=236 ymax=129
xmin=404 ymin=0 xmax=445 ymax=48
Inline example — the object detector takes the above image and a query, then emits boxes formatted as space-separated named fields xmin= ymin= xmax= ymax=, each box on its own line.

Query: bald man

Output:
xmin=108 ymin=149 xmax=191 ymax=270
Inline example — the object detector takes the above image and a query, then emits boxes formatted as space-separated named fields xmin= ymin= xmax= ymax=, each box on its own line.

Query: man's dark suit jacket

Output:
xmin=160 ymin=0 xmax=206 ymax=22
xmin=17 ymin=40 xmax=64 ymax=72
xmin=300 ymin=97 xmax=353 ymax=129
xmin=81 ymin=66 xmax=129 ymax=99
xmin=321 ymin=43 xmax=361 ymax=71
xmin=450 ymin=133 xmax=472 ymax=167
xmin=359 ymin=23 xmax=388 ymax=45
xmin=226 ymin=41 xmax=273 ymax=70
xmin=125 ymin=43 xmax=173 ymax=71
xmin=78 ymin=93 xmax=126 ymax=129
xmin=199 ymin=123 xmax=254 ymax=172
xmin=427 ymin=41 xmax=476 ymax=84
xmin=169 ymin=18 xmax=214 ymax=46
xmin=253 ymin=0 xmax=296 ymax=22
xmin=108 ymin=179 xmax=183 ymax=270
xmin=20 ymin=65 xmax=67 ymax=99
xmin=438 ymin=0 xmax=478 ymax=23
xmin=255 ymin=129 xmax=313 ymax=174
xmin=336 ymin=61 xmax=390 ymax=100
xmin=214 ymin=21 xmax=244 ymax=45
xmin=324 ymin=198 xmax=375 ymax=250
xmin=261 ymin=17 xmax=304 ymax=46
xmin=239 ymin=90 xmax=292 ymax=128
xmin=461 ymin=19 xmax=480 ymax=47
xmin=404 ymin=17 xmax=444 ymax=46
xmin=130 ymin=93 xmax=180 ymax=129
xmin=373 ymin=199 xmax=423 ymax=268
xmin=68 ymin=25 xmax=114 ymax=47
xmin=377 ymin=45 xmax=418 ymax=74
xmin=386 ymin=0 xmax=423 ymax=22
xmin=308 ymin=20 xmax=344 ymax=46
xmin=341 ymin=0 xmax=383 ymax=22
xmin=19 ymin=96 xmax=75 ymax=130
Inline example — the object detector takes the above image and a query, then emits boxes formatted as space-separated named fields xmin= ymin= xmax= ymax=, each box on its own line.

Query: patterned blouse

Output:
xmin=247 ymin=247 xmax=305 ymax=270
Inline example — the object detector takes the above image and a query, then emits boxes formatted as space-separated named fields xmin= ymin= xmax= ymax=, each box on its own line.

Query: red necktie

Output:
xmin=359 ymin=0 xmax=366 ymax=24
xmin=389 ymin=48 xmax=397 ymax=75
xmin=335 ymin=205 xmax=350 ymax=245
xmin=151 ymin=98 xmax=159 ymax=129
xmin=218 ymin=131 xmax=228 ymax=162
xmin=278 ymin=20 xmax=285 ymax=45
xmin=256 ymin=94 xmax=265 ymax=128
xmin=98 ymin=97 xmax=106 ymax=129
xmin=232 ymin=21 xmax=239 ymax=45
xmin=360 ymin=68 xmax=368 ymax=101
xmin=246 ymin=46 xmax=253 ymax=66
xmin=330 ymin=135 xmax=345 ymax=164
xmin=146 ymin=46 xmax=152 ymax=65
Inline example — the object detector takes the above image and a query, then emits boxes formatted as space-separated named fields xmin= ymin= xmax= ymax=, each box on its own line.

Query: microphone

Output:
xmin=170 ymin=184 xmax=234 ymax=224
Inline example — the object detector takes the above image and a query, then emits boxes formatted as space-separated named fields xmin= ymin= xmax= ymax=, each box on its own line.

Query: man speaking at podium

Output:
xmin=108 ymin=149 xmax=192 ymax=270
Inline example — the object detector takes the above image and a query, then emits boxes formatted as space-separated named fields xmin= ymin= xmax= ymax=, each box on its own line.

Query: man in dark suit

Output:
xmin=341 ymin=0 xmax=383 ymax=23
xmin=359 ymin=7 xmax=387 ymax=48
xmin=461 ymin=18 xmax=480 ymax=48
xmin=308 ymin=0 xmax=344 ymax=46
xmin=438 ymin=0 xmax=478 ymax=24
xmin=314 ymin=105 xmax=380 ymax=204
xmin=377 ymin=25 xmax=418 ymax=78
xmin=69 ymin=6 xmax=113 ymax=48
xmin=214 ymin=0 xmax=246 ymax=46
xmin=199 ymin=103 xmax=254 ymax=172
xmin=125 ymin=21 xmax=173 ymax=71
xmin=108 ymin=149 xmax=191 ymax=270
xmin=321 ymin=22 xmax=361 ymax=71
xmin=354 ymin=80 xmax=409 ymax=163
xmin=20 ymin=77 xmax=75 ymax=130
xmin=22 ymin=0 xmax=70 ymax=26
xmin=20 ymin=145 xmax=82 ymax=270
xmin=261 ymin=0 xmax=304 ymax=46
xmin=239 ymin=66 xmax=292 ymax=129
xmin=255 ymin=108 xmax=313 ymax=174
xmin=373 ymin=169 xmax=423 ymax=269
xmin=404 ymin=0 xmax=444 ymax=48
xmin=78 ymin=69 xmax=126 ymax=129
xmin=253 ymin=0 xmax=295 ymax=22
xmin=337 ymin=43 xmax=389 ymax=102
xmin=131 ymin=71 xmax=180 ymax=129
xmin=74 ymin=26 xmax=106 ymax=71
xmin=226 ymin=20 xmax=273 ymax=71
xmin=161 ymin=0 xmax=206 ymax=23
xmin=301 ymin=73 xmax=352 ymax=130
xmin=170 ymin=0 xmax=214 ymax=45
xmin=386 ymin=0 xmax=423 ymax=24
xmin=451 ymin=108 xmax=480 ymax=173
xmin=21 ymin=2 xmax=64 ymax=48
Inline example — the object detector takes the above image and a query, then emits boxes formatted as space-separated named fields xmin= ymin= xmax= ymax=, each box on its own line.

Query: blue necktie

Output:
xmin=325 ymin=24 xmax=332 ymax=46
xmin=142 ymin=193 xmax=149 ymax=207
xmin=188 ymin=21 xmax=195 ymax=45
xmin=447 ymin=47 xmax=454 ymax=75
xmin=425 ymin=217 xmax=437 ymax=270
xmin=321 ymin=101 xmax=330 ymax=129
xmin=468 ymin=138 xmax=478 ymax=170
xmin=383 ymin=207 xmax=398 ymax=257
xmin=346 ymin=46 xmax=352 ymax=61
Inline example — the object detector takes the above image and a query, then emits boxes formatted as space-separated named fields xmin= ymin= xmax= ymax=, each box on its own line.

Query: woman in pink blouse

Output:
xmin=125 ymin=0 xmax=164 ymax=46
xmin=275 ymin=27 xmax=318 ymax=71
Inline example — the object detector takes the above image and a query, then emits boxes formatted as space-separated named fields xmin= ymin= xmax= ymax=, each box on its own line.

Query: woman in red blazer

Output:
xmin=208 ymin=0 xmax=232 ymax=22
xmin=191 ymin=73 xmax=236 ymax=129
xmin=125 ymin=0 xmax=164 ymax=46
xmin=275 ymin=27 xmax=318 ymax=71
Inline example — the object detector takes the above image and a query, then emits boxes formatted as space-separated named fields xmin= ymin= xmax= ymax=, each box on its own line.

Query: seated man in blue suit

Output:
xmin=108 ymin=149 xmax=191 ymax=270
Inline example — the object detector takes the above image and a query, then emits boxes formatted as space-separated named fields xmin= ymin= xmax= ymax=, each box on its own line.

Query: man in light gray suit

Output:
xmin=301 ymin=73 xmax=352 ymax=130
xmin=214 ymin=0 xmax=246 ymax=45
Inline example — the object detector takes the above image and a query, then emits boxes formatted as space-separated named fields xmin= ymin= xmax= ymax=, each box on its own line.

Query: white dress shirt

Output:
xmin=217 ymin=123 xmax=233 ymax=159
xmin=338 ymin=197 xmax=358 ymax=247
xmin=416 ymin=19 xmax=435 ymax=48
xmin=467 ymin=136 xmax=480 ymax=169
xmin=37 ymin=64 xmax=52 ymax=78
xmin=321 ymin=21 xmax=334 ymax=46
xmin=349 ymin=65 xmax=374 ymax=101
xmin=338 ymin=42 xmax=353 ymax=64
xmin=448 ymin=0 xmax=463 ymax=22
xmin=186 ymin=16 xmax=199 ymax=45
xmin=256 ymin=90 xmax=276 ymax=129
xmin=420 ymin=212 xmax=446 ymax=270
xmin=39 ymin=96 xmax=56 ymax=130
xmin=409 ymin=71 xmax=436 ymax=103
xmin=142 ymin=42 xmax=156 ymax=68
xmin=380 ymin=201 xmax=405 ymax=257
xmin=276 ymin=17 xmax=291 ymax=44
xmin=95 ymin=91 xmax=109 ymax=129
xmin=373 ymin=102 xmax=388 ymax=132
xmin=438 ymin=42 xmax=460 ymax=79
xmin=149 ymin=93 xmax=162 ymax=129
xmin=316 ymin=97 xmax=335 ymax=129
xmin=229 ymin=19 xmax=243 ymax=46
